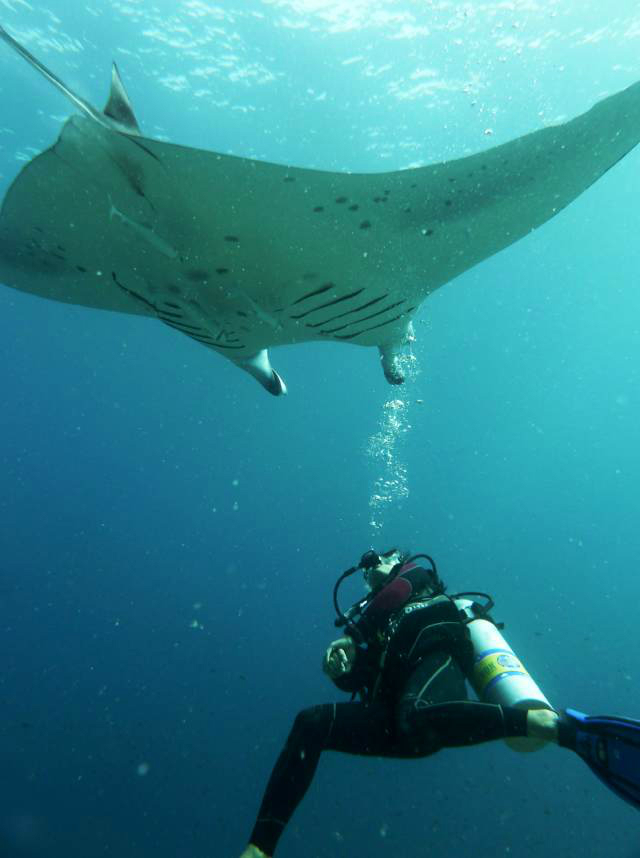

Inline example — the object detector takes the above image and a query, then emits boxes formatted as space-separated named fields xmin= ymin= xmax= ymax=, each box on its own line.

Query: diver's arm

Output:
xmin=323 ymin=637 xmax=356 ymax=678
xmin=323 ymin=636 xmax=372 ymax=693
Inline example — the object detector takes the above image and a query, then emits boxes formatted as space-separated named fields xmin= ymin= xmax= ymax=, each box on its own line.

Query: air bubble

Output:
xmin=366 ymin=349 xmax=421 ymax=534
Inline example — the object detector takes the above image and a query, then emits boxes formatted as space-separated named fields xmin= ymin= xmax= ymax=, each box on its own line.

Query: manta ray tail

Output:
xmin=0 ymin=24 xmax=139 ymax=134
xmin=236 ymin=350 xmax=288 ymax=396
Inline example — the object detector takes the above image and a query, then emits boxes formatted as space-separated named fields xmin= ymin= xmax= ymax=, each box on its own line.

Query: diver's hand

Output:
xmin=323 ymin=637 xmax=356 ymax=678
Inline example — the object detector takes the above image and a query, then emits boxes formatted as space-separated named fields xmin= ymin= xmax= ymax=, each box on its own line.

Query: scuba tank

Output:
xmin=455 ymin=594 xmax=555 ymax=752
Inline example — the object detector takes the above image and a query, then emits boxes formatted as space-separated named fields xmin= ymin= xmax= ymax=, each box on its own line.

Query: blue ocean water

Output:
xmin=1 ymin=2 xmax=639 ymax=856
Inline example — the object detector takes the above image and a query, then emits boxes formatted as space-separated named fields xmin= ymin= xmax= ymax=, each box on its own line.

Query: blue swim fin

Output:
xmin=559 ymin=708 xmax=640 ymax=810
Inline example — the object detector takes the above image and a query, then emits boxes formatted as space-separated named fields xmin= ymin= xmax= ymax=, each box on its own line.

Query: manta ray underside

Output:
xmin=1 ymin=25 xmax=639 ymax=396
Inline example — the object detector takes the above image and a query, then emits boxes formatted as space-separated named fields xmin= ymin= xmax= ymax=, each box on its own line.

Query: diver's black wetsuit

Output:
xmin=249 ymin=562 xmax=529 ymax=856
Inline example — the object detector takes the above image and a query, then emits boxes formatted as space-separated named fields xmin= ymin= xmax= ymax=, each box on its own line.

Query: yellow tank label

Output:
xmin=473 ymin=650 xmax=530 ymax=693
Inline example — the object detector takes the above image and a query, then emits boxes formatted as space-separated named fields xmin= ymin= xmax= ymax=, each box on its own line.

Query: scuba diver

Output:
xmin=238 ymin=549 xmax=640 ymax=858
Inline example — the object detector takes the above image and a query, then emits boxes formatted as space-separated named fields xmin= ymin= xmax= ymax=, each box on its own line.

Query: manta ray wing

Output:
xmin=1 ymin=24 xmax=640 ymax=395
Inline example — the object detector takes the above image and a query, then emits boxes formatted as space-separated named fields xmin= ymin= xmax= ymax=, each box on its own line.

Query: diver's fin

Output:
xmin=559 ymin=708 xmax=640 ymax=810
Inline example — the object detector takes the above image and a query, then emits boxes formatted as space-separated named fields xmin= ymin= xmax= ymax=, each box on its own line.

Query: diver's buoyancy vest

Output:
xmin=378 ymin=594 xmax=472 ymax=688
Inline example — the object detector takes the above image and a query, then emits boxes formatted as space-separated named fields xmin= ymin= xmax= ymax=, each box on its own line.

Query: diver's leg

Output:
xmin=400 ymin=698 xmax=530 ymax=751
xmin=245 ymin=701 xmax=393 ymax=857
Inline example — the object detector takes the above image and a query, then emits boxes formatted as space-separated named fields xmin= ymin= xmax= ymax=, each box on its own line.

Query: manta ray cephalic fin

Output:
xmin=237 ymin=350 xmax=288 ymax=396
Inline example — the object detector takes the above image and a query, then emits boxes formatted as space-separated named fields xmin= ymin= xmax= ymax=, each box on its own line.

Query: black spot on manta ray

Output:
xmin=168 ymin=285 xmax=181 ymax=294
xmin=360 ymin=220 xmax=372 ymax=229
xmin=237 ymin=311 xmax=248 ymax=317
xmin=284 ymin=176 xmax=296 ymax=182
xmin=76 ymin=266 xmax=87 ymax=273
xmin=445 ymin=200 xmax=452 ymax=207
xmin=348 ymin=204 xmax=359 ymax=211
xmin=313 ymin=206 xmax=324 ymax=212
xmin=216 ymin=268 xmax=230 ymax=275
xmin=187 ymin=269 xmax=210 ymax=282
xmin=335 ymin=196 xmax=348 ymax=204
xmin=224 ymin=235 xmax=240 ymax=243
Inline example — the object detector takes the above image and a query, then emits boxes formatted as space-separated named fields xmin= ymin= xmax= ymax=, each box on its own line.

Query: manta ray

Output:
xmin=1 ymin=26 xmax=639 ymax=396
